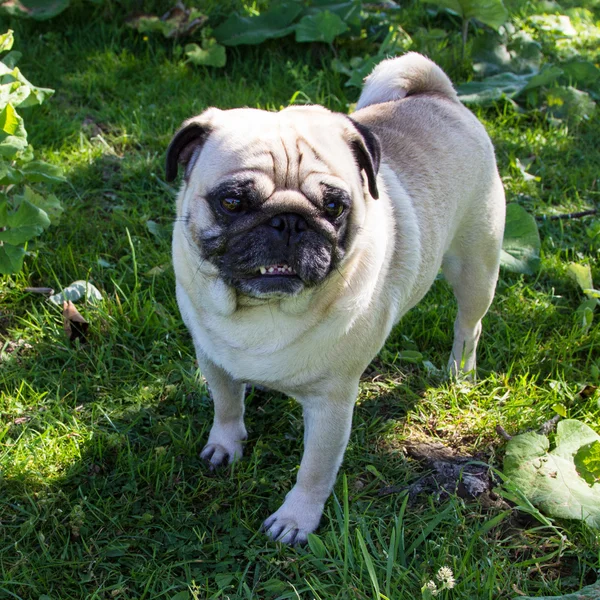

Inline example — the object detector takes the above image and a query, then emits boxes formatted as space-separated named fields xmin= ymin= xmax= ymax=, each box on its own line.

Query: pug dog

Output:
xmin=166 ymin=53 xmax=505 ymax=545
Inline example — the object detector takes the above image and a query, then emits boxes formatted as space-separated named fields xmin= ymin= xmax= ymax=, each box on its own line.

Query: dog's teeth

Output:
xmin=259 ymin=263 xmax=296 ymax=275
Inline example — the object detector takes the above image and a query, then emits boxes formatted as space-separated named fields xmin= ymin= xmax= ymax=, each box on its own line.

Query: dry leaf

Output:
xmin=62 ymin=300 xmax=89 ymax=343
xmin=580 ymin=385 xmax=598 ymax=399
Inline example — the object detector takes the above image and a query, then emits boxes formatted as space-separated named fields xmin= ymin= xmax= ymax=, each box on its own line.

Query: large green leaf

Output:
xmin=458 ymin=65 xmax=562 ymax=105
xmin=0 ymin=81 xmax=24 ymax=108
xmin=500 ymin=203 xmax=541 ymax=275
xmin=567 ymin=263 xmax=594 ymax=294
xmin=0 ymin=193 xmax=6 ymax=226
xmin=295 ymin=11 xmax=348 ymax=43
xmin=503 ymin=419 xmax=600 ymax=529
xmin=14 ymin=186 xmax=63 ymax=224
xmin=127 ymin=6 xmax=207 ymax=39
xmin=0 ymin=0 xmax=71 ymax=21
xmin=457 ymin=72 xmax=531 ymax=104
xmin=0 ymin=63 xmax=54 ymax=108
xmin=0 ymin=162 xmax=21 ymax=185
xmin=0 ymin=134 xmax=27 ymax=158
xmin=332 ymin=27 xmax=411 ymax=89
xmin=0 ymin=102 xmax=26 ymax=159
xmin=0 ymin=101 xmax=18 ymax=134
xmin=561 ymin=60 xmax=600 ymax=88
xmin=514 ymin=581 xmax=600 ymax=600
xmin=0 ymin=198 xmax=50 ymax=244
xmin=129 ymin=15 xmax=180 ymax=37
xmin=303 ymin=0 xmax=362 ymax=28
xmin=2 ymin=50 xmax=21 ymax=68
xmin=575 ymin=441 xmax=600 ymax=485
xmin=545 ymin=86 xmax=596 ymax=123
xmin=421 ymin=0 xmax=508 ymax=30
xmin=20 ymin=160 xmax=65 ymax=184
xmin=0 ymin=242 xmax=25 ymax=274
xmin=0 ymin=29 xmax=14 ymax=52
xmin=213 ymin=2 xmax=302 ymax=46
xmin=185 ymin=41 xmax=227 ymax=68
xmin=528 ymin=14 xmax=577 ymax=37
xmin=472 ymin=31 xmax=542 ymax=77
xmin=521 ymin=65 xmax=563 ymax=92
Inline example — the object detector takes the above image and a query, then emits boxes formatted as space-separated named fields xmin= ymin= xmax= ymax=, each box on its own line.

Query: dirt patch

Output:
xmin=379 ymin=441 xmax=508 ymax=508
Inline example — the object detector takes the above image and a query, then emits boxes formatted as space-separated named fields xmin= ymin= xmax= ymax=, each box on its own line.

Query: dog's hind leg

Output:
xmin=443 ymin=197 xmax=504 ymax=376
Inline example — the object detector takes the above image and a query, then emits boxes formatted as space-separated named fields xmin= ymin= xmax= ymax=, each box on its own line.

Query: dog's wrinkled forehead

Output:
xmin=166 ymin=104 xmax=381 ymax=205
xmin=193 ymin=107 xmax=359 ymax=194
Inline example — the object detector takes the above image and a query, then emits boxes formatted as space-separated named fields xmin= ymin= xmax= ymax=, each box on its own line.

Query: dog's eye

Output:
xmin=324 ymin=200 xmax=344 ymax=219
xmin=220 ymin=198 xmax=243 ymax=213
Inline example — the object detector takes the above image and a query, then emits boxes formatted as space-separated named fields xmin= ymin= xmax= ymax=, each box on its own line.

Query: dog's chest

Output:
xmin=177 ymin=282 xmax=392 ymax=392
xmin=205 ymin=317 xmax=337 ymax=389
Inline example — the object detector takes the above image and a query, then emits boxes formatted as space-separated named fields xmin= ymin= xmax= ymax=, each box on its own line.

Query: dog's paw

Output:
xmin=200 ymin=442 xmax=240 ymax=468
xmin=262 ymin=491 xmax=324 ymax=545
xmin=201 ymin=422 xmax=246 ymax=468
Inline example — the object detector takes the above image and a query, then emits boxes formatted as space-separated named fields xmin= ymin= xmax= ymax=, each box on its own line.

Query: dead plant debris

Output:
xmin=379 ymin=441 xmax=508 ymax=509
xmin=62 ymin=300 xmax=89 ymax=343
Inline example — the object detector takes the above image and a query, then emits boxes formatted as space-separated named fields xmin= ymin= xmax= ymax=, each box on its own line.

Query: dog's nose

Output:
xmin=268 ymin=213 xmax=308 ymax=244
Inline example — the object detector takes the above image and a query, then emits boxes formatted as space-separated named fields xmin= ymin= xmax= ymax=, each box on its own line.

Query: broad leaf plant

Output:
xmin=0 ymin=30 xmax=64 ymax=274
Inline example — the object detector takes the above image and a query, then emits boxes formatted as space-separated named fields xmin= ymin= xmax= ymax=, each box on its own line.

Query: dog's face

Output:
xmin=167 ymin=106 xmax=380 ymax=299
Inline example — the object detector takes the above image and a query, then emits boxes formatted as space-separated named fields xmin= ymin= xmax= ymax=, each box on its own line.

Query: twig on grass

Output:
xmin=496 ymin=414 xmax=561 ymax=442
xmin=536 ymin=209 xmax=597 ymax=221
xmin=496 ymin=424 xmax=513 ymax=441
xmin=538 ymin=413 xmax=561 ymax=435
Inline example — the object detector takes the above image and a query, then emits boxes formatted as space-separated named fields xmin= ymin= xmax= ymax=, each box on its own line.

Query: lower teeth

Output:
xmin=258 ymin=265 xmax=295 ymax=275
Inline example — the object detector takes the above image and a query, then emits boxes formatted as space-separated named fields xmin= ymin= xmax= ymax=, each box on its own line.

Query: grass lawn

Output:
xmin=1 ymin=1 xmax=599 ymax=598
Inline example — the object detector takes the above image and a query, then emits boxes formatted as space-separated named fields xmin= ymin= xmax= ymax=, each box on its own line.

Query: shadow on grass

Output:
xmin=2 ymin=271 xmax=598 ymax=598
xmin=0 ymin=306 xmax=437 ymax=597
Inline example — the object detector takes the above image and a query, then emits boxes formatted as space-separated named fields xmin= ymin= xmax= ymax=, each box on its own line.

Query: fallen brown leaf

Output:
xmin=63 ymin=300 xmax=89 ymax=343
xmin=580 ymin=385 xmax=598 ymax=399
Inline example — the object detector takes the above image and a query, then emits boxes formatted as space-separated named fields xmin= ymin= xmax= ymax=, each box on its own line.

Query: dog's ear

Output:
xmin=346 ymin=117 xmax=381 ymax=200
xmin=165 ymin=116 xmax=213 ymax=182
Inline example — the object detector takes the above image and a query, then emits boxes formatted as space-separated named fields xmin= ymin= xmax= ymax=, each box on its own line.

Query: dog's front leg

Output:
xmin=262 ymin=383 xmax=358 ymax=545
xmin=198 ymin=355 xmax=247 ymax=467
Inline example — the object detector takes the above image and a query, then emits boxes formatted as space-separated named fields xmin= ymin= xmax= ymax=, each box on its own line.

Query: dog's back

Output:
xmin=353 ymin=53 xmax=505 ymax=374
xmin=353 ymin=53 xmax=503 ymax=271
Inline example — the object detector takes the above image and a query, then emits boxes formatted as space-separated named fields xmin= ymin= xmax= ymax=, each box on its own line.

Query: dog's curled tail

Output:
xmin=356 ymin=52 xmax=459 ymax=110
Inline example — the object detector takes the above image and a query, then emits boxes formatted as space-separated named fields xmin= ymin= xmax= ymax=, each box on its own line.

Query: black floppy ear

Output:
xmin=165 ymin=121 xmax=211 ymax=182
xmin=346 ymin=117 xmax=381 ymax=200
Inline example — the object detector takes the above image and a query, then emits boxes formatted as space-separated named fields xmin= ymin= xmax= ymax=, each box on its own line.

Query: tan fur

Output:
xmin=171 ymin=54 xmax=505 ymax=544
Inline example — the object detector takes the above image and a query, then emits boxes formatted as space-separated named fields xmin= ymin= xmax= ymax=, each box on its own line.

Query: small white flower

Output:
xmin=425 ymin=581 xmax=439 ymax=596
xmin=436 ymin=566 xmax=456 ymax=589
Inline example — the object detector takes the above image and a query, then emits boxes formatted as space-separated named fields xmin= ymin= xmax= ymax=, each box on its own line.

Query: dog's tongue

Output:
xmin=259 ymin=264 xmax=296 ymax=275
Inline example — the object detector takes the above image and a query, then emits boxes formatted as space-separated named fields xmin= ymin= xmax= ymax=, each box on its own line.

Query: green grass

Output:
xmin=1 ymin=1 xmax=599 ymax=599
